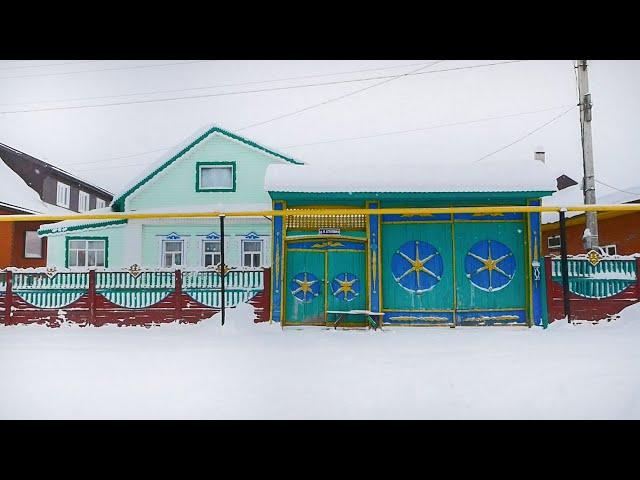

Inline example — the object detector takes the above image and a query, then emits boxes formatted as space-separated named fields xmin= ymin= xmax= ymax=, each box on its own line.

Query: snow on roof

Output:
xmin=111 ymin=124 xmax=303 ymax=210
xmin=541 ymin=182 xmax=640 ymax=224
xmin=0 ymin=143 xmax=112 ymax=197
xmin=37 ymin=206 xmax=126 ymax=236
xmin=265 ymin=158 xmax=557 ymax=194
xmin=0 ymin=155 xmax=71 ymax=215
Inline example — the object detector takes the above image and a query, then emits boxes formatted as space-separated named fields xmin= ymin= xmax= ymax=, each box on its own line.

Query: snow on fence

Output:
xmin=0 ymin=267 xmax=271 ymax=327
xmin=545 ymin=255 xmax=640 ymax=321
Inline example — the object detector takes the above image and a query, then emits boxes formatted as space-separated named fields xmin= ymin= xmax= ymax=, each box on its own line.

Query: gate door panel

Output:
xmin=453 ymin=220 xmax=527 ymax=325
xmin=381 ymin=222 xmax=454 ymax=325
xmin=285 ymin=248 xmax=325 ymax=325
xmin=327 ymin=249 xmax=367 ymax=324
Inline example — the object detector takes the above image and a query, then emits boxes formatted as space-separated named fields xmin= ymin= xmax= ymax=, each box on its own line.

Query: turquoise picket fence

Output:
xmin=97 ymin=271 xmax=175 ymax=308
xmin=183 ymin=269 xmax=264 ymax=308
xmin=1 ymin=268 xmax=266 ymax=310
xmin=551 ymin=256 xmax=638 ymax=299
xmin=6 ymin=272 xmax=88 ymax=308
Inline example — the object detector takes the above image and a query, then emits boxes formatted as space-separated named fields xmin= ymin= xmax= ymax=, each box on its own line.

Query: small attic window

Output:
xmin=197 ymin=162 xmax=236 ymax=192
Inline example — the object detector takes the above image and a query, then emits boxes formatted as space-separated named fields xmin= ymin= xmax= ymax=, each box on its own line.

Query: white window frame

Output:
xmin=78 ymin=190 xmax=90 ymax=212
xmin=241 ymin=238 xmax=263 ymax=268
xmin=547 ymin=235 xmax=561 ymax=249
xmin=202 ymin=239 xmax=222 ymax=267
xmin=56 ymin=182 xmax=70 ymax=208
xmin=95 ymin=198 xmax=107 ymax=209
xmin=600 ymin=244 xmax=617 ymax=256
xmin=67 ymin=239 xmax=106 ymax=268
xmin=198 ymin=163 xmax=235 ymax=191
xmin=161 ymin=239 xmax=184 ymax=268
xmin=24 ymin=231 xmax=43 ymax=259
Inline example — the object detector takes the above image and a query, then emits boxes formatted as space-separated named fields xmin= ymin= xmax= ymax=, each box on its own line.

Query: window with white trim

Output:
xmin=547 ymin=235 xmax=561 ymax=249
xmin=95 ymin=198 xmax=106 ymax=209
xmin=24 ymin=231 xmax=43 ymax=258
xmin=68 ymin=239 xmax=106 ymax=267
xmin=162 ymin=240 xmax=184 ymax=268
xmin=241 ymin=239 xmax=262 ymax=267
xmin=202 ymin=240 xmax=221 ymax=267
xmin=198 ymin=164 xmax=234 ymax=190
xmin=78 ymin=190 xmax=90 ymax=212
xmin=601 ymin=244 xmax=617 ymax=256
xmin=56 ymin=182 xmax=70 ymax=208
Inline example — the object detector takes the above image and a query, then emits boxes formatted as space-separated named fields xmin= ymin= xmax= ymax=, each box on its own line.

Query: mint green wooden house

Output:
xmin=266 ymin=160 xmax=556 ymax=328
xmin=39 ymin=126 xmax=303 ymax=271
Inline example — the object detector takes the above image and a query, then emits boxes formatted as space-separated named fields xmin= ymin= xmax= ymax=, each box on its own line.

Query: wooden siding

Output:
xmin=126 ymin=133 xmax=277 ymax=211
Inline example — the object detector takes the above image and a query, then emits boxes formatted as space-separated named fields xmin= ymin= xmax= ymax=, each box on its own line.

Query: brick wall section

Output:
xmin=0 ymin=208 xmax=53 ymax=268
xmin=0 ymin=208 xmax=14 ymax=267
xmin=542 ymin=211 xmax=640 ymax=256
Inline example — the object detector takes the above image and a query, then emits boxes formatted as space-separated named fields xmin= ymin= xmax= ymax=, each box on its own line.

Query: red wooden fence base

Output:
xmin=545 ymin=257 xmax=640 ymax=322
xmin=1 ymin=268 xmax=272 ymax=328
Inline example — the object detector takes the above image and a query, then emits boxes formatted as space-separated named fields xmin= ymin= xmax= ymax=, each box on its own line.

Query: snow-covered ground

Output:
xmin=1 ymin=303 xmax=639 ymax=419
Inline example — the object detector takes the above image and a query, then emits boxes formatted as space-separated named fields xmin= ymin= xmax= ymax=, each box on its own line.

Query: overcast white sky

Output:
xmin=0 ymin=60 xmax=638 ymax=196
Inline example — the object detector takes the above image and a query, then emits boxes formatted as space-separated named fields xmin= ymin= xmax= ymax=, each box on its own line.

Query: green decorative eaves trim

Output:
xmin=195 ymin=161 xmax=236 ymax=192
xmin=112 ymin=126 xmax=303 ymax=211
xmin=268 ymin=191 xmax=555 ymax=202
xmin=38 ymin=219 xmax=127 ymax=236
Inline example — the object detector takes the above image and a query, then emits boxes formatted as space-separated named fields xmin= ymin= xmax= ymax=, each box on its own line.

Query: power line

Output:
xmin=0 ymin=60 xmax=527 ymax=115
xmin=283 ymin=104 xmax=575 ymax=148
xmin=0 ymin=60 xmax=101 ymax=71
xmin=68 ymin=62 xmax=443 ymax=170
xmin=70 ymin=103 xmax=572 ymax=172
xmin=0 ymin=60 xmax=213 ymax=80
xmin=595 ymin=179 xmax=640 ymax=196
xmin=473 ymin=105 xmax=578 ymax=163
xmin=237 ymin=61 xmax=445 ymax=132
xmin=0 ymin=61 xmax=436 ymax=108
xmin=63 ymin=147 xmax=173 ymax=167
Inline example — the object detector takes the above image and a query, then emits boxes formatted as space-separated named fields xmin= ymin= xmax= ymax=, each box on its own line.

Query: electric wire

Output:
xmin=0 ymin=60 xmax=213 ymax=80
xmin=69 ymin=103 xmax=574 ymax=172
xmin=283 ymin=104 xmax=575 ymax=148
xmin=0 ymin=60 xmax=527 ymax=115
xmin=236 ymin=61 xmax=445 ymax=132
xmin=0 ymin=61 xmax=439 ymax=108
xmin=595 ymin=179 xmax=640 ymax=196
xmin=473 ymin=105 xmax=578 ymax=163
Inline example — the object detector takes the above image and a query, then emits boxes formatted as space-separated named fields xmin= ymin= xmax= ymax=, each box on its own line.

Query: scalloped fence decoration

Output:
xmin=1 ymin=267 xmax=271 ymax=326
xmin=546 ymin=256 xmax=640 ymax=322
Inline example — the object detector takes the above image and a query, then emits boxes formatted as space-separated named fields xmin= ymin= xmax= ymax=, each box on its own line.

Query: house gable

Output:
xmin=112 ymin=126 xmax=302 ymax=212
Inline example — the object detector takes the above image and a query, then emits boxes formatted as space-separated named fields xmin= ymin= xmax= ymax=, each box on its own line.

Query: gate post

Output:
xmin=88 ymin=269 xmax=97 ymax=326
xmin=219 ymin=214 xmax=226 ymax=326
xmin=4 ymin=270 xmax=12 ymax=325
xmin=175 ymin=269 xmax=183 ymax=322
xmin=559 ymin=210 xmax=571 ymax=322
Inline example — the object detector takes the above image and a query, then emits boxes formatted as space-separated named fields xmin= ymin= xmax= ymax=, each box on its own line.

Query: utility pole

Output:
xmin=576 ymin=60 xmax=599 ymax=250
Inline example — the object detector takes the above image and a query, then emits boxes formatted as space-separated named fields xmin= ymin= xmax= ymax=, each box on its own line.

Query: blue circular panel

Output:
xmin=290 ymin=272 xmax=320 ymax=303
xmin=331 ymin=272 xmax=360 ymax=302
xmin=392 ymin=240 xmax=443 ymax=293
xmin=465 ymin=240 xmax=516 ymax=292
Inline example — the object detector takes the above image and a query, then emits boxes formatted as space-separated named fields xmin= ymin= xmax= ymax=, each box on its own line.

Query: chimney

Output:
xmin=534 ymin=151 xmax=545 ymax=163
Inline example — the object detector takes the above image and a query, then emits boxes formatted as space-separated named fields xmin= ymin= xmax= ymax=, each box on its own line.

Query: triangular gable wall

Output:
xmin=112 ymin=126 xmax=303 ymax=211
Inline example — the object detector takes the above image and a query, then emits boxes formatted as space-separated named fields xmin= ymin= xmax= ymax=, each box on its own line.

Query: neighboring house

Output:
xmin=265 ymin=157 xmax=556 ymax=327
xmin=0 ymin=143 xmax=113 ymax=268
xmin=38 ymin=125 xmax=303 ymax=270
xmin=0 ymin=143 xmax=112 ymax=213
xmin=541 ymin=176 xmax=640 ymax=256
